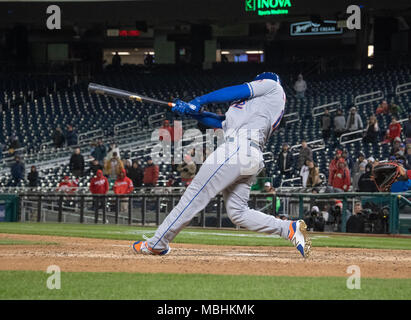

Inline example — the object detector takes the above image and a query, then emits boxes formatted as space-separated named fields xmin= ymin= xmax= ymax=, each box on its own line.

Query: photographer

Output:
xmin=346 ymin=202 xmax=365 ymax=233
xmin=304 ymin=206 xmax=325 ymax=232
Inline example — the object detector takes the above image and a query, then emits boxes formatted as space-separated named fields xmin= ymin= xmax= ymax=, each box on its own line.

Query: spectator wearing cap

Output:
xmin=404 ymin=114 xmax=411 ymax=139
xmin=352 ymin=152 xmax=368 ymax=191
xmin=346 ymin=107 xmax=363 ymax=132
xmin=297 ymin=140 xmax=313 ymax=170
xmin=321 ymin=109 xmax=332 ymax=141
xmin=143 ymin=157 xmax=159 ymax=187
xmin=127 ymin=161 xmax=144 ymax=188
xmin=358 ymin=163 xmax=378 ymax=192
xmin=262 ymin=182 xmax=281 ymax=215
xmin=363 ymin=114 xmax=379 ymax=144
xmin=383 ymin=116 xmax=402 ymax=144
xmin=278 ymin=143 xmax=293 ymax=177
xmin=367 ymin=156 xmax=375 ymax=165
xmin=330 ymin=158 xmax=351 ymax=192
xmin=333 ymin=109 xmax=346 ymax=138
xmin=328 ymin=149 xmax=343 ymax=185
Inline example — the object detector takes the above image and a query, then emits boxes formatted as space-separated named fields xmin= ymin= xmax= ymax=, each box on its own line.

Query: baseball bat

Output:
xmin=88 ymin=82 xmax=175 ymax=107
xmin=88 ymin=82 xmax=224 ymax=120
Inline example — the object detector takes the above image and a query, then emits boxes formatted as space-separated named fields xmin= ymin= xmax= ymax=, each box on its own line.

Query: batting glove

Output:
xmin=172 ymin=99 xmax=200 ymax=116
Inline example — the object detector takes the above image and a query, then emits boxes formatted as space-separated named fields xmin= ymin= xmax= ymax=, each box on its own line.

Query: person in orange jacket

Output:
xmin=113 ymin=169 xmax=133 ymax=212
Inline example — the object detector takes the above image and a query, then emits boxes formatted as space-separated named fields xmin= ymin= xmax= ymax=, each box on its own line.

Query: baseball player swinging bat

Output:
xmin=128 ymin=72 xmax=312 ymax=259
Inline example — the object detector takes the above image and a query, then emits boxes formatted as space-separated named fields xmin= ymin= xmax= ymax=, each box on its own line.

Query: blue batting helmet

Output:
xmin=254 ymin=72 xmax=281 ymax=84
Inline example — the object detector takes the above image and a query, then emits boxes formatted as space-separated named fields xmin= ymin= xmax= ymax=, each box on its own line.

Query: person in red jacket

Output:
xmin=328 ymin=149 xmax=343 ymax=185
xmin=383 ymin=117 xmax=402 ymax=144
xmin=331 ymin=158 xmax=351 ymax=192
xmin=159 ymin=120 xmax=174 ymax=142
xmin=89 ymin=170 xmax=109 ymax=194
xmin=113 ymin=169 xmax=134 ymax=212
xmin=143 ymin=158 xmax=159 ymax=187
xmin=89 ymin=169 xmax=109 ymax=212
xmin=56 ymin=176 xmax=78 ymax=194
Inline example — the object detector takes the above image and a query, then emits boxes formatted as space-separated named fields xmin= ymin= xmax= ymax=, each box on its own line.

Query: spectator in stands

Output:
xmin=328 ymin=149 xmax=343 ymax=185
xmin=306 ymin=160 xmax=322 ymax=188
xmin=278 ymin=143 xmax=293 ymax=178
xmin=341 ymin=149 xmax=353 ymax=171
xmin=56 ymin=176 xmax=78 ymax=194
xmin=321 ymin=108 xmax=332 ymax=141
xmin=159 ymin=120 xmax=174 ymax=142
xmin=262 ymin=182 xmax=281 ymax=215
xmin=27 ymin=165 xmax=39 ymax=188
xmin=127 ymin=161 xmax=144 ymax=188
xmin=65 ymin=125 xmax=77 ymax=146
xmin=177 ymin=154 xmax=197 ymax=186
xmin=297 ymin=140 xmax=312 ymax=170
xmin=89 ymin=169 xmax=109 ymax=212
xmin=300 ymin=159 xmax=310 ymax=187
xmin=88 ymin=159 xmax=103 ymax=177
xmin=363 ymin=114 xmax=379 ymax=144
xmin=352 ymin=152 xmax=368 ymax=191
xmin=388 ymin=97 xmax=402 ymax=117
xmin=390 ymin=138 xmax=403 ymax=157
xmin=69 ymin=148 xmax=85 ymax=178
xmin=294 ymin=74 xmax=307 ymax=99
xmin=113 ymin=169 xmax=133 ymax=212
xmin=143 ymin=157 xmax=159 ymax=187
xmin=104 ymin=152 xmax=124 ymax=182
xmin=404 ymin=113 xmax=411 ymax=139
xmin=52 ymin=127 xmax=65 ymax=149
xmin=91 ymin=139 xmax=107 ymax=165
xmin=89 ymin=169 xmax=109 ymax=195
xmin=358 ymin=163 xmax=378 ymax=192
xmin=124 ymin=159 xmax=133 ymax=175
xmin=376 ymin=100 xmax=389 ymax=115
xmin=330 ymin=158 xmax=351 ymax=192
xmin=0 ymin=141 xmax=3 ymax=161
xmin=383 ymin=116 xmax=402 ymax=144
xmin=345 ymin=107 xmax=363 ymax=132
xmin=10 ymin=156 xmax=25 ymax=186
xmin=333 ymin=109 xmax=346 ymax=138
xmin=105 ymin=143 xmax=120 ymax=162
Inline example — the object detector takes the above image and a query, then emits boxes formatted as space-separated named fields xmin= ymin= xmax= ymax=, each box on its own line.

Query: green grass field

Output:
xmin=1 ymin=222 xmax=411 ymax=300
xmin=1 ymin=271 xmax=411 ymax=300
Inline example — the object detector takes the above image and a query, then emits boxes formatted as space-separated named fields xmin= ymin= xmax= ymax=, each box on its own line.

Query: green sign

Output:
xmin=245 ymin=0 xmax=292 ymax=16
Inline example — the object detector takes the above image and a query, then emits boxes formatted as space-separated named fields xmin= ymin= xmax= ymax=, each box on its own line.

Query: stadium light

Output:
xmin=368 ymin=45 xmax=374 ymax=57
xmin=221 ymin=51 xmax=230 ymax=55
xmin=245 ymin=50 xmax=264 ymax=54
xmin=111 ymin=52 xmax=130 ymax=55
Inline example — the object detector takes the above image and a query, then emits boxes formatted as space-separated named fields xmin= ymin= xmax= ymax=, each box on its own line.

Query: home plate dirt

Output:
xmin=1 ymin=233 xmax=411 ymax=278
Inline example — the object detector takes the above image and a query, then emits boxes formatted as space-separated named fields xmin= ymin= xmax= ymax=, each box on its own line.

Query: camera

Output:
xmin=304 ymin=207 xmax=325 ymax=232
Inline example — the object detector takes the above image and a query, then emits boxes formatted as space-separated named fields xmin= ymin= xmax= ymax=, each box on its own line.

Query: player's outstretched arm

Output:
xmin=189 ymin=84 xmax=251 ymax=106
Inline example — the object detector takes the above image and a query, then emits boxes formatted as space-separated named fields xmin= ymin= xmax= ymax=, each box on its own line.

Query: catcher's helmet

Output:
xmin=254 ymin=72 xmax=280 ymax=84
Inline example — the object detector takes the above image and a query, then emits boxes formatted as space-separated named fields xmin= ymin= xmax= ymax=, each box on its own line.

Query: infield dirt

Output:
xmin=1 ymin=233 xmax=411 ymax=278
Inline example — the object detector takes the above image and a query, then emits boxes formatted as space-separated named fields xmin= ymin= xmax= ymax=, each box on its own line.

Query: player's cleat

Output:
xmin=287 ymin=220 xmax=312 ymax=258
xmin=132 ymin=241 xmax=171 ymax=256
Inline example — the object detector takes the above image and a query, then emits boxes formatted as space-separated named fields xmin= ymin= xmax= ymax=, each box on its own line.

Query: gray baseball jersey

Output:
xmin=146 ymin=79 xmax=288 ymax=251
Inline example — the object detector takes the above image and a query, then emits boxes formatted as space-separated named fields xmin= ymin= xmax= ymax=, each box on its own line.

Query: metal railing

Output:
xmin=77 ymin=129 xmax=104 ymax=145
xmin=283 ymin=112 xmax=299 ymax=125
xmin=290 ymin=139 xmax=325 ymax=157
xmin=148 ymin=112 xmax=166 ymax=126
xmin=354 ymin=90 xmax=384 ymax=106
xmin=312 ymin=101 xmax=341 ymax=117
xmin=395 ymin=82 xmax=411 ymax=95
